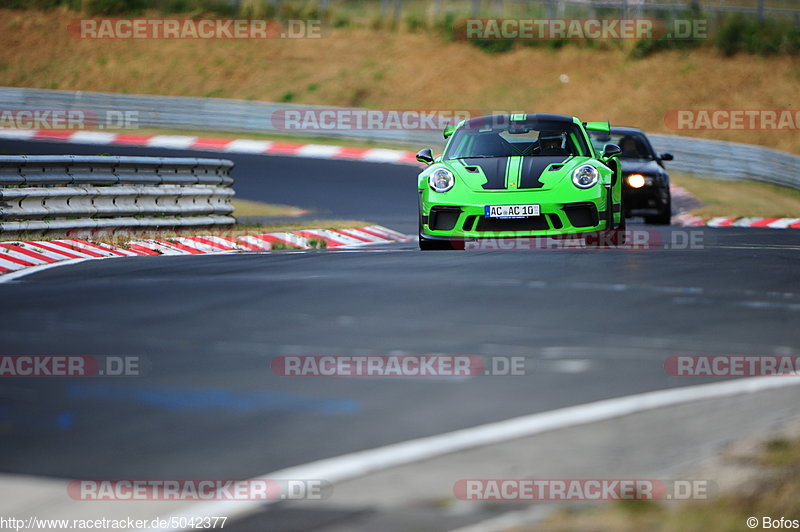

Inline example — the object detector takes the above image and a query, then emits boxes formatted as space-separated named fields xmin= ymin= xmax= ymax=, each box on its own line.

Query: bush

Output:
xmin=0 ymin=0 xmax=240 ymax=15
xmin=83 ymin=0 xmax=147 ymax=15
xmin=203 ymin=0 xmax=241 ymax=17
xmin=405 ymin=13 xmax=426 ymax=33
xmin=160 ymin=0 xmax=193 ymax=14
xmin=439 ymin=13 xmax=515 ymax=54
xmin=715 ymin=15 xmax=800 ymax=56
xmin=435 ymin=12 xmax=460 ymax=41
xmin=630 ymin=35 xmax=702 ymax=59
xmin=332 ymin=14 xmax=351 ymax=28
xmin=716 ymin=15 xmax=755 ymax=56
xmin=1 ymin=0 xmax=77 ymax=9
xmin=469 ymin=39 xmax=514 ymax=54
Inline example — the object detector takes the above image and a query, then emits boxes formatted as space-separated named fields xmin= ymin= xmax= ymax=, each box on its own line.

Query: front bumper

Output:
xmin=623 ymin=185 xmax=669 ymax=216
xmin=421 ymin=188 xmax=617 ymax=238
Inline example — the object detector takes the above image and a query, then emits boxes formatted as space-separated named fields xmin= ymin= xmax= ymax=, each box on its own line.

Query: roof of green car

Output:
xmin=456 ymin=113 xmax=582 ymax=130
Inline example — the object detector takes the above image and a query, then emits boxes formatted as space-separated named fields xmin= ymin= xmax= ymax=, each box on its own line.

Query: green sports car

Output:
xmin=416 ymin=113 xmax=624 ymax=250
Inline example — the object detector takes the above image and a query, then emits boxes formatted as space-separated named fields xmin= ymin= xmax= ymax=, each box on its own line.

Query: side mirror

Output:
xmin=416 ymin=148 xmax=434 ymax=165
xmin=603 ymin=144 xmax=621 ymax=159
xmin=443 ymin=125 xmax=455 ymax=139
xmin=659 ymin=153 xmax=674 ymax=161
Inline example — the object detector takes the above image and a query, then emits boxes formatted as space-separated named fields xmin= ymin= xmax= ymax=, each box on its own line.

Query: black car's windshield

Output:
xmin=589 ymin=131 xmax=656 ymax=160
xmin=444 ymin=117 xmax=590 ymax=160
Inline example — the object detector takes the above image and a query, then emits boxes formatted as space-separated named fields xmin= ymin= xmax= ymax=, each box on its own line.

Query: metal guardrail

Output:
xmin=522 ymin=0 xmax=800 ymax=20
xmin=648 ymin=133 xmax=800 ymax=190
xmin=255 ymin=0 xmax=800 ymax=22
xmin=0 ymin=87 xmax=798 ymax=191
xmin=0 ymin=156 xmax=235 ymax=232
xmin=0 ymin=87 xmax=437 ymax=146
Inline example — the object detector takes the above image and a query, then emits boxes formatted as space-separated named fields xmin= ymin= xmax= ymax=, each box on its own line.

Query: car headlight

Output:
xmin=572 ymin=165 xmax=598 ymax=189
xmin=429 ymin=168 xmax=455 ymax=193
xmin=627 ymin=174 xmax=646 ymax=188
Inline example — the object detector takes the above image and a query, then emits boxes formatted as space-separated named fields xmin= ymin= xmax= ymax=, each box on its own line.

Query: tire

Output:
xmin=615 ymin=196 xmax=627 ymax=245
xmin=646 ymin=196 xmax=672 ymax=225
xmin=589 ymin=189 xmax=627 ymax=247
xmin=605 ymin=186 xmax=625 ymax=229
xmin=419 ymin=207 xmax=453 ymax=250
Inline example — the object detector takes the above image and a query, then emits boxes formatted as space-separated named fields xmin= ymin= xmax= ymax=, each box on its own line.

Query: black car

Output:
xmin=589 ymin=126 xmax=673 ymax=225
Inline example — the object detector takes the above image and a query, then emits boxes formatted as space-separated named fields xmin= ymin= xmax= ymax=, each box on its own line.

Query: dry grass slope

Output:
xmin=536 ymin=436 xmax=800 ymax=532
xmin=0 ymin=9 xmax=798 ymax=154
xmin=673 ymin=173 xmax=800 ymax=218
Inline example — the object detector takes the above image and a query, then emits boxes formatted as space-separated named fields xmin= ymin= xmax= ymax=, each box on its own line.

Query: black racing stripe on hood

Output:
xmin=518 ymin=156 xmax=569 ymax=189
xmin=461 ymin=158 xmax=509 ymax=190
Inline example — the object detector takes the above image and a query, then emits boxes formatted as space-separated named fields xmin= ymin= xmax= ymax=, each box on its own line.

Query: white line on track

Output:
xmin=0 ymin=258 xmax=92 ymax=284
xmin=0 ymin=244 xmax=410 ymax=283
xmin=145 ymin=374 xmax=800 ymax=531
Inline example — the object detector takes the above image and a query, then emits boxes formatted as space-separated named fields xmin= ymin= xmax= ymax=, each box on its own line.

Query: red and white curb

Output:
xmin=672 ymin=214 xmax=800 ymax=229
xmin=0 ymin=225 xmax=411 ymax=276
xmin=0 ymin=129 xmax=420 ymax=165
xmin=670 ymin=185 xmax=800 ymax=229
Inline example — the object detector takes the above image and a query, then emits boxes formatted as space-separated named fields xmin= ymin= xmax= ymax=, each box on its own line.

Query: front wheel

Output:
xmin=595 ymin=187 xmax=626 ymax=246
xmin=419 ymin=209 xmax=453 ymax=250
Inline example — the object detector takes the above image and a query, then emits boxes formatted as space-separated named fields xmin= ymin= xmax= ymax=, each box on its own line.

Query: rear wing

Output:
xmin=443 ymin=119 xmax=466 ymax=139
xmin=584 ymin=121 xmax=610 ymax=134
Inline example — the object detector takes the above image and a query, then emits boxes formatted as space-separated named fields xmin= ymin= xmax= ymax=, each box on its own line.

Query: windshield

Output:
xmin=444 ymin=118 xmax=590 ymax=160
xmin=589 ymin=131 xmax=656 ymax=160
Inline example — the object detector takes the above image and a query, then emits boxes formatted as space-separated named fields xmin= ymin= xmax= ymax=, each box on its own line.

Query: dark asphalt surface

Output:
xmin=1 ymin=139 xmax=799 ymax=519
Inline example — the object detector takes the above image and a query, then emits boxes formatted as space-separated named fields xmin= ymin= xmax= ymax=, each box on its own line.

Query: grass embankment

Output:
xmin=672 ymin=173 xmax=800 ymax=218
xmin=534 ymin=436 xmax=800 ymax=532
xmin=1 ymin=9 xmax=799 ymax=153
xmin=229 ymin=198 xmax=306 ymax=218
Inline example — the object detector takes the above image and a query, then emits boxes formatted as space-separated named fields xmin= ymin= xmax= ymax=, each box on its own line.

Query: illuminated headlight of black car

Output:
xmin=626 ymin=174 xmax=656 ymax=188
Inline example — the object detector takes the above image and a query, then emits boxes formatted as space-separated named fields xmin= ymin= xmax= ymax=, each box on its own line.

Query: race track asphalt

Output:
xmin=1 ymin=139 xmax=798 ymax=520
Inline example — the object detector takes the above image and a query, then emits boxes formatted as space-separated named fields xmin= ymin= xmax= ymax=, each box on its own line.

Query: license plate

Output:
xmin=484 ymin=204 xmax=540 ymax=218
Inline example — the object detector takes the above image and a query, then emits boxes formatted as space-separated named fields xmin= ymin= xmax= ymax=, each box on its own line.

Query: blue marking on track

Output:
xmin=0 ymin=406 xmax=75 ymax=430
xmin=66 ymin=383 xmax=358 ymax=414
